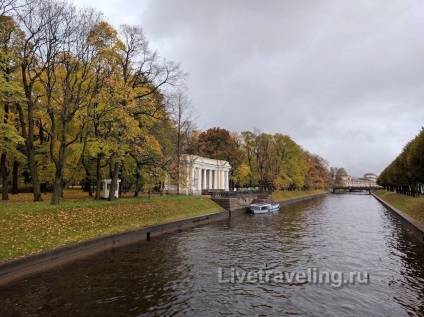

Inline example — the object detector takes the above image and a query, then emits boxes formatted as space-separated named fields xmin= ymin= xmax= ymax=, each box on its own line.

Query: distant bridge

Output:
xmin=330 ymin=186 xmax=382 ymax=194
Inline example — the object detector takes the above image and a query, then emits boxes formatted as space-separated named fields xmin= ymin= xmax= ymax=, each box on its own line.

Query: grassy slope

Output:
xmin=273 ymin=189 xmax=326 ymax=202
xmin=374 ymin=190 xmax=424 ymax=224
xmin=0 ymin=190 xmax=223 ymax=261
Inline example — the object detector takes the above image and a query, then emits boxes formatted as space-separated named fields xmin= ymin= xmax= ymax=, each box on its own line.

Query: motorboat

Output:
xmin=249 ymin=203 xmax=280 ymax=214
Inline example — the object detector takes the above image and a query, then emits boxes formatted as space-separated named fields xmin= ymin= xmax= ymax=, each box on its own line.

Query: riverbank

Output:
xmin=0 ymin=189 xmax=326 ymax=263
xmin=0 ymin=189 xmax=327 ymax=287
xmin=373 ymin=190 xmax=424 ymax=224
xmin=0 ymin=192 xmax=224 ymax=262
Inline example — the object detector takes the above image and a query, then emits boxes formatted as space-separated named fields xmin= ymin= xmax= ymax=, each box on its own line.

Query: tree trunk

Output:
xmin=23 ymin=138 xmax=42 ymax=201
xmin=177 ymin=129 xmax=181 ymax=195
xmin=12 ymin=160 xmax=18 ymax=194
xmin=133 ymin=171 xmax=141 ymax=197
xmin=95 ymin=155 xmax=102 ymax=200
xmin=83 ymin=162 xmax=93 ymax=197
xmin=1 ymin=153 xmax=9 ymax=200
xmin=87 ymin=179 xmax=93 ymax=197
xmin=108 ymin=162 xmax=120 ymax=201
xmin=50 ymin=141 xmax=66 ymax=205
xmin=1 ymin=101 xmax=9 ymax=200
xmin=51 ymin=154 xmax=65 ymax=205
xmin=51 ymin=173 xmax=62 ymax=205
xmin=19 ymin=66 xmax=43 ymax=202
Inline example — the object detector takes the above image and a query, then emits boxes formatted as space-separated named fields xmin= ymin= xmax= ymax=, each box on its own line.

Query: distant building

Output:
xmin=340 ymin=173 xmax=378 ymax=187
xmin=165 ymin=154 xmax=231 ymax=195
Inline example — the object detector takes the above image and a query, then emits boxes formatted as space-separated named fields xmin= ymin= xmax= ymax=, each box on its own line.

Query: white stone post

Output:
xmin=103 ymin=179 xmax=110 ymax=198
xmin=213 ymin=169 xmax=217 ymax=189
xmin=203 ymin=169 xmax=207 ymax=190
xmin=103 ymin=179 xmax=120 ymax=198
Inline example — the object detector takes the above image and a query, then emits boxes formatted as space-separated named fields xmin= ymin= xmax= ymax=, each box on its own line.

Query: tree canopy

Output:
xmin=378 ymin=127 xmax=424 ymax=195
xmin=0 ymin=0 xmax=333 ymax=204
xmin=187 ymin=129 xmax=331 ymax=191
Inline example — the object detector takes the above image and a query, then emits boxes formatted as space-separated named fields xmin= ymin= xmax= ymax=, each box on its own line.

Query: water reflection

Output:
xmin=1 ymin=194 xmax=424 ymax=316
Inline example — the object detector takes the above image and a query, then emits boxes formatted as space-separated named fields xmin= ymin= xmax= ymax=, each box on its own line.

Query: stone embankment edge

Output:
xmin=0 ymin=192 xmax=327 ymax=288
xmin=275 ymin=193 xmax=328 ymax=207
xmin=372 ymin=193 xmax=424 ymax=243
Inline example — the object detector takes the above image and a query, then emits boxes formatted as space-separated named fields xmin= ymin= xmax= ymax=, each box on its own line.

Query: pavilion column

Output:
xmin=208 ymin=169 xmax=212 ymax=189
xmin=220 ymin=170 xmax=224 ymax=190
xmin=197 ymin=168 xmax=202 ymax=191
xmin=225 ymin=170 xmax=229 ymax=190
xmin=191 ymin=167 xmax=195 ymax=194
xmin=203 ymin=169 xmax=207 ymax=190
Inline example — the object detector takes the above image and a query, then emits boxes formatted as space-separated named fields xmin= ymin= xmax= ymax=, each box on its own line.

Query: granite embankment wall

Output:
xmin=211 ymin=192 xmax=327 ymax=211
xmin=372 ymin=194 xmax=424 ymax=244
xmin=275 ymin=193 xmax=328 ymax=207
xmin=211 ymin=193 xmax=273 ymax=211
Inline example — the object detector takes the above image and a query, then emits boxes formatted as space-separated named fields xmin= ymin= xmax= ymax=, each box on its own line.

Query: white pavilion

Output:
xmin=165 ymin=154 xmax=231 ymax=195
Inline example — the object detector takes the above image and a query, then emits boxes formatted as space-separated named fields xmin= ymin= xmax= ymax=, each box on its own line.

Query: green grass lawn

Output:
xmin=373 ymin=190 xmax=424 ymax=224
xmin=273 ymin=189 xmax=327 ymax=202
xmin=0 ymin=190 xmax=223 ymax=262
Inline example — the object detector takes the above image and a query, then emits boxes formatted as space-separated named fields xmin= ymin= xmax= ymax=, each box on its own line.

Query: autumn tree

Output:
xmin=167 ymin=88 xmax=196 ymax=194
xmin=194 ymin=127 xmax=243 ymax=189
xmin=82 ymin=21 xmax=124 ymax=200
xmin=304 ymin=152 xmax=330 ymax=189
xmin=273 ymin=133 xmax=308 ymax=190
xmin=27 ymin=2 xmax=104 ymax=205
xmin=0 ymin=0 xmax=20 ymax=16
xmin=123 ymin=113 xmax=175 ymax=196
xmin=16 ymin=0 xmax=58 ymax=201
xmin=0 ymin=14 xmax=25 ymax=200
xmin=406 ymin=128 xmax=424 ymax=183
xmin=378 ymin=137 xmax=416 ymax=193
xmin=238 ymin=131 xmax=318 ymax=191
xmin=253 ymin=133 xmax=275 ymax=190
xmin=240 ymin=130 xmax=259 ymax=187
xmin=330 ymin=167 xmax=348 ymax=185
xmin=102 ymin=23 xmax=186 ymax=201
xmin=0 ymin=0 xmax=188 ymax=203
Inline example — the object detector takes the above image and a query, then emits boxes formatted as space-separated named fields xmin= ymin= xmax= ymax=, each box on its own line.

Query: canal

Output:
xmin=1 ymin=194 xmax=424 ymax=316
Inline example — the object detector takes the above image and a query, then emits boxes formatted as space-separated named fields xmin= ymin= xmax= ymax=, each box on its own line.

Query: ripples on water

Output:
xmin=1 ymin=194 xmax=424 ymax=316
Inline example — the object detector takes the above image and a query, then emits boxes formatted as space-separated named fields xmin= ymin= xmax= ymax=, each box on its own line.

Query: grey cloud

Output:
xmin=74 ymin=0 xmax=424 ymax=176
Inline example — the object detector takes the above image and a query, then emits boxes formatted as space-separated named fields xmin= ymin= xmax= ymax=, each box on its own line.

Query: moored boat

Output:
xmin=249 ymin=203 xmax=280 ymax=214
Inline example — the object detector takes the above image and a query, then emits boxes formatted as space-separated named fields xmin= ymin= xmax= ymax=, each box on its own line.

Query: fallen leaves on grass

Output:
xmin=0 ymin=195 xmax=223 ymax=261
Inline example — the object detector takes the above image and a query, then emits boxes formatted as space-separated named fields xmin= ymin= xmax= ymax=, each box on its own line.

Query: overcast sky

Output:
xmin=74 ymin=0 xmax=424 ymax=177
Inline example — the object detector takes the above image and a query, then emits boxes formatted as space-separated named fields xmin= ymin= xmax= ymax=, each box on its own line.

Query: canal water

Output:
xmin=1 ymin=194 xmax=424 ymax=316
